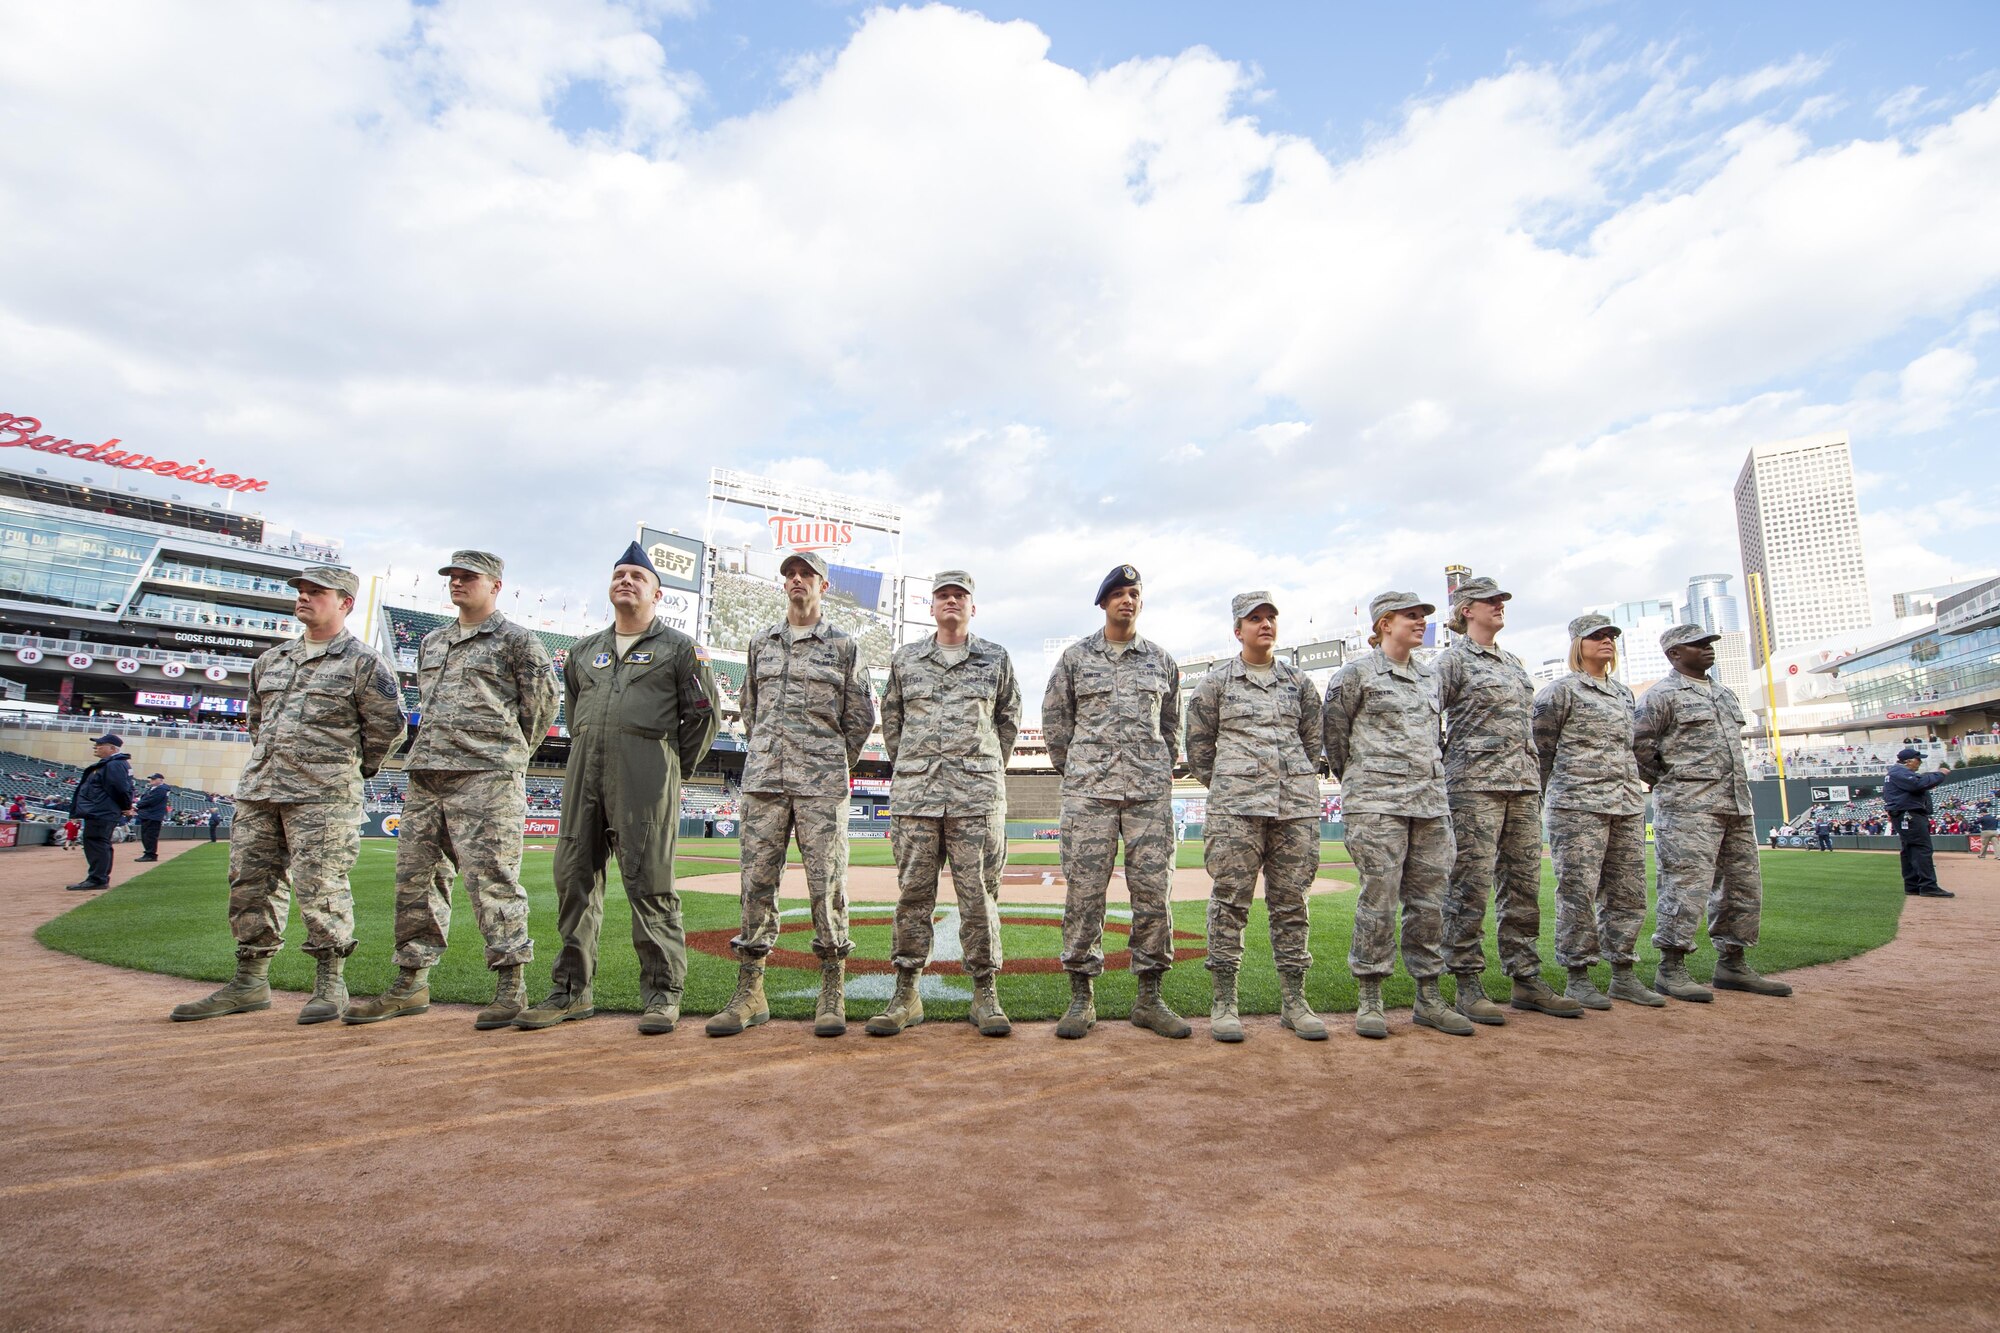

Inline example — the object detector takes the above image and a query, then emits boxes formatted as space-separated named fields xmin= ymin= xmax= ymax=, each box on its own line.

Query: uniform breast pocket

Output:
xmin=301 ymin=682 xmax=350 ymax=727
xmin=804 ymin=658 xmax=845 ymax=715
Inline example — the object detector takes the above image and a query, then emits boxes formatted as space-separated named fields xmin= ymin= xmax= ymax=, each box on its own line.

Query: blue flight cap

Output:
xmin=615 ymin=541 xmax=660 ymax=582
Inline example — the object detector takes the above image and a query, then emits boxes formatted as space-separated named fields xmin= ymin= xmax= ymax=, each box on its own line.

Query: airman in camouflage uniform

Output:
xmin=869 ymin=570 xmax=1022 ymax=1038
xmin=346 ymin=550 xmax=559 ymax=1028
xmin=1435 ymin=575 xmax=1581 ymax=1023
xmin=1531 ymin=614 xmax=1662 ymax=1009
xmin=1634 ymin=623 xmax=1792 ymax=1001
xmin=1185 ymin=592 xmax=1327 ymax=1042
xmin=516 ymin=542 xmax=719 ymax=1036
xmin=708 ymin=550 xmax=875 ymax=1039
xmin=1043 ymin=564 xmax=1188 ymax=1039
xmin=1321 ymin=591 xmax=1471 ymax=1039
xmin=171 ymin=566 xmax=406 ymax=1025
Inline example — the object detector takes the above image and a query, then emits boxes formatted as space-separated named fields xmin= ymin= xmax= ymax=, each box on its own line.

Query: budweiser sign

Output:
xmin=767 ymin=514 xmax=853 ymax=551
xmin=1 ymin=412 xmax=270 ymax=494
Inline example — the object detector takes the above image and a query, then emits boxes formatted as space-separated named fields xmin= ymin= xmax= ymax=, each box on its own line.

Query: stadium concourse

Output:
xmin=2 ymin=842 xmax=1994 ymax=1326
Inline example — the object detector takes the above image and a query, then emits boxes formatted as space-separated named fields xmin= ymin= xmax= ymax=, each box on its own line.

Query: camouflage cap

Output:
xmin=287 ymin=564 xmax=359 ymax=598
xmin=1451 ymin=574 xmax=1512 ymax=607
xmin=1231 ymin=590 xmax=1278 ymax=621
xmin=932 ymin=569 xmax=974 ymax=595
xmin=438 ymin=550 xmax=504 ymax=579
xmin=779 ymin=550 xmax=830 ymax=580
xmin=1659 ymin=622 xmax=1722 ymax=652
xmin=1369 ymin=590 xmax=1435 ymax=622
xmin=1568 ymin=612 xmax=1621 ymax=639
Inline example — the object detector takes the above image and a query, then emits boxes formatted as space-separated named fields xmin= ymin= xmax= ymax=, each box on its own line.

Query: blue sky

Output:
xmin=2 ymin=0 xmax=1997 ymax=686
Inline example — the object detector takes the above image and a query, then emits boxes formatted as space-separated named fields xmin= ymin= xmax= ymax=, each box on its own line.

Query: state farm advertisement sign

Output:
xmin=523 ymin=817 xmax=561 ymax=837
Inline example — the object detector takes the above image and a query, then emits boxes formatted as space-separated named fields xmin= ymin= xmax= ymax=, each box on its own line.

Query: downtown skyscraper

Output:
xmin=1732 ymin=432 xmax=1872 ymax=665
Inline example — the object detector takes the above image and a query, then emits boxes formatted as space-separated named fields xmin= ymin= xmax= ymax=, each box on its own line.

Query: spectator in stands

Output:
xmin=134 ymin=773 xmax=170 ymax=862
xmin=1886 ymin=748 xmax=1955 ymax=899
xmin=5 ymin=796 xmax=23 ymax=821
xmin=66 ymin=732 xmax=134 ymax=890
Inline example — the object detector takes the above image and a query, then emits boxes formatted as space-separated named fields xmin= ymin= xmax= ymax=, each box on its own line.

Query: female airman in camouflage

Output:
xmin=1530 ymin=615 xmax=1664 ymax=1008
xmin=1320 ymin=592 xmax=1472 ymax=1039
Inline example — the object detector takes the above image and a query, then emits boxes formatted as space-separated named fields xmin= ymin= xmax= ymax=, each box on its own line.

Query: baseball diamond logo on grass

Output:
xmin=685 ymin=902 xmax=1206 ymax=978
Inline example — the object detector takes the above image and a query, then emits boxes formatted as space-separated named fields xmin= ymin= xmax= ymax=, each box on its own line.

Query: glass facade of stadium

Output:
xmin=1814 ymin=576 xmax=2000 ymax=739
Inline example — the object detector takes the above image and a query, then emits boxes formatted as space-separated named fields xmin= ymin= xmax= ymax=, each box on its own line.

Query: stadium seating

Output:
xmin=705 ymin=571 xmax=895 ymax=667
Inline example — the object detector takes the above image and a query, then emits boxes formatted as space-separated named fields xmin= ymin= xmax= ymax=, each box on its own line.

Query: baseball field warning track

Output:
xmin=3 ymin=842 xmax=1997 ymax=1329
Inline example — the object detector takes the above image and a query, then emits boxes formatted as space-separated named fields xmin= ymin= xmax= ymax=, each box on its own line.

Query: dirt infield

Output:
xmin=4 ymin=846 xmax=1996 ymax=1329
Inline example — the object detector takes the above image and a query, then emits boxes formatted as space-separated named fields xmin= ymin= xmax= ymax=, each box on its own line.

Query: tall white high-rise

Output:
xmin=1733 ymin=432 xmax=1871 ymax=665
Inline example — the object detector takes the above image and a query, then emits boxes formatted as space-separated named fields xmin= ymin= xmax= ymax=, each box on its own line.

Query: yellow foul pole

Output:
xmin=1748 ymin=570 xmax=1789 ymax=826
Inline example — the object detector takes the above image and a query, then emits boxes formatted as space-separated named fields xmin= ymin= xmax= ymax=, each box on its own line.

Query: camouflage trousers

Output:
xmin=391 ymin=769 xmax=534 ymax=970
xmin=732 ymin=792 xmax=852 ymax=960
xmin=888 ymin=809 xmax=1006 ymax=977
xmin=1444 ymin=789 xmax=1545 ymax=979
xmin=1547 ymin=808 xmax=1646 ymax=967
xmin=1344 ymin=811 xmax=1453 ymax=981
xmin=1651 ymin=808 xmax=1762 ymax=954
xmin=1059 ymin=794 xmax=1175 ymax=977
xmin=1203 ymin=813 xmax=1317 ymax=974
xmin=227 ymin=798 xmax=362 ymax=960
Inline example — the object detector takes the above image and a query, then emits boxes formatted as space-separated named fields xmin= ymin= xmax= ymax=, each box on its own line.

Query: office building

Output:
xmin=1680 ymin=573 xmax=1743 ymax=635
xmin=1733 ymin=432 xmax=1871 ymax=664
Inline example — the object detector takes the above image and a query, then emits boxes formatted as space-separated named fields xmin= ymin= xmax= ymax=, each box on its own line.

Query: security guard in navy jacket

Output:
xmin=134 ymin=773 xmax=171 ymax=861
xmin=66 ymin=733 xmax=134 ymax=890
xmin=1885 ymin=747 xmax=1954 ymax=898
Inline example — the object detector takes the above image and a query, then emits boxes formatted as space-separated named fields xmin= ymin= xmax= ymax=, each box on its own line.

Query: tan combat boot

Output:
xmin=865 ymin=968 xmax=924 ymax=1036
xmin=1278 ymin=970 xmax=1328 ymax=1041
xmin=969 ymin=974 xmax=1011 ymax=1037
xmin=1608 ymin=963 xmax=1666 ymax=1007
xmin=1452 ymin=971 xmax=1507 ymax=1026
xmin=342 ymin=966 xmax=431 ymax=1024
xmin=1652 ymin=949 xmax=1713 ymax=1002
xmin=814 ymin=958 xmax=847 ymax=1037
xmin=1413 ymin=976 xmax=1476 ymax=1036
xmin=514 ymin=988 xmax=596 ymax=1030
xmin=1129 ymin=971 xmax=1191 ymax=1039
xmin=1354 ymin=977 xmax=1388 ymax=1039
xmin=1565 ymin=966 xmax=1613 ymax=1011
xmin=1512 ymin=973 xmax=1585 ymax=1018
xmin=705 ymin=961 xmax=769 ymax=1036
xmin=1712 ymin=947 xmax=1793 ymax=997
xmin=473 ymin=964 xmax=526 ymax=1030
xmin=637 ymin=999 xmax=681 ymax=1036
xmin=1209 ymin=968 xmax=1245 ymax=1043
xmin=1055 ymin=972 xmax=1096 ymax=1039
xmin=170 ymin=955 xmax=272 ymax=1022
xmin=296 ymin=955 xmax=348 ymax=1025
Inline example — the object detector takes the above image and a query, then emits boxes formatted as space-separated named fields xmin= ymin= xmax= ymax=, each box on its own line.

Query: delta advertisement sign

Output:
xmin=1 ymin=411 xmax=272 ymax=495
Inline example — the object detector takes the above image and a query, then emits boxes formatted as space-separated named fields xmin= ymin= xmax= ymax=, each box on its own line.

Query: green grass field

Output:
xmin=36 ymin=841 xmax=1903 ymax=1022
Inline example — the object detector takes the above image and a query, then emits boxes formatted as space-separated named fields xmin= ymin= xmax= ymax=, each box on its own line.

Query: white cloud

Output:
xmin=2 ymin=3 xmax=1997 ymax=695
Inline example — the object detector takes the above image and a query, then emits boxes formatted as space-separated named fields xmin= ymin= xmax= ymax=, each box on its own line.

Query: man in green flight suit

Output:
xmin=516 ymin=541 xmax=720 ymax=1035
